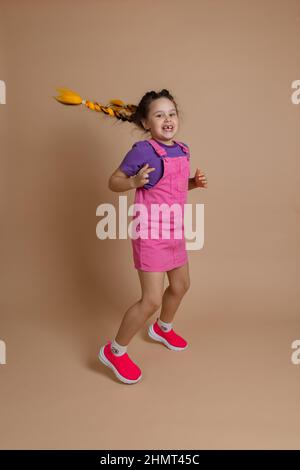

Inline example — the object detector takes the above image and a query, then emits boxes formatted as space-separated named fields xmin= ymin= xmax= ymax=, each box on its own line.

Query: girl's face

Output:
xmin=142 ymin=97 xmax=179 ymax=145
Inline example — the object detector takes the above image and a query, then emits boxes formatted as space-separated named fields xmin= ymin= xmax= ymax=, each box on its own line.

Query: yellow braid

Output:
xmin=53 ymin=88 xmax=137 ymax=123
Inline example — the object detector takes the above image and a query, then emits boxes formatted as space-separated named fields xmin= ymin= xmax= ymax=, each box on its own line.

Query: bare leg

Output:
xmin=159 ymin=262 xmax=190 ymax=324
xmin=114 ymin=270 xmax=165 ymax=346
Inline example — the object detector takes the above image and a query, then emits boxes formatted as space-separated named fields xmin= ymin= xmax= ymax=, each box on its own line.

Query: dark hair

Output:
xmin=130 ymin=89 xmax=179 ymax=134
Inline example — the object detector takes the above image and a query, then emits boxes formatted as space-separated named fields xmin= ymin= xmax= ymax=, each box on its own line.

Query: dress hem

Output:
xmin=133 ymin=259 xmax=188 ymax=273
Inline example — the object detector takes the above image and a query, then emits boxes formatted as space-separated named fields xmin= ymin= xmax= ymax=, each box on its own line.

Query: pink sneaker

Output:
xmin=98 ymin=341 xmax=142 ymax=384
xmin=148 ymin=318 xmax=188 ymax=351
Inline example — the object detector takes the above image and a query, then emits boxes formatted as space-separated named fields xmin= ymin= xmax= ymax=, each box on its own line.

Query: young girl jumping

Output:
xmin=54 ymin=87 xmax=208 ymax=385
xmin=100 ymin=89 xmax=208 ymax=385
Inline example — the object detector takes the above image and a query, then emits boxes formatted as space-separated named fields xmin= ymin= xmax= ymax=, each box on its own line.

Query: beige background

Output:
xmin=0 ymin=0 xmax=300 ymax=450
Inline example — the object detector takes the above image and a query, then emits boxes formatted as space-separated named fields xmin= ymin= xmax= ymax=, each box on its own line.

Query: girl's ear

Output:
xmin=141 ymin=118 xmax=148 ymax=131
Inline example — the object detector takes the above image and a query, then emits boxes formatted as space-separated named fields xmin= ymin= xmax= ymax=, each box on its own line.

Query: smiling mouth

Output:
xmin=162 ymin=125 xmax=174 ymax=132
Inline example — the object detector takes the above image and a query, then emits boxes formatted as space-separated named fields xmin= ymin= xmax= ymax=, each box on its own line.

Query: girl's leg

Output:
xmin=159 ymin=262 xmax=190 ymax=324
xmin=114 ymin=270 xmax=165 ymax=346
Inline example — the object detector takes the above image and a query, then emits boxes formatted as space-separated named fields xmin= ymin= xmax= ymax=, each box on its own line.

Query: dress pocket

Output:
xmin=177 ymin=164 xmax=189 ymax=192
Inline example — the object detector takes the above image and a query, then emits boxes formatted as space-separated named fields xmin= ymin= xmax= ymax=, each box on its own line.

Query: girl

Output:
xmin=98 ymin=89 xmax=208 ymax=384
xmin=54 ymin=87 xmax=208 ymax=385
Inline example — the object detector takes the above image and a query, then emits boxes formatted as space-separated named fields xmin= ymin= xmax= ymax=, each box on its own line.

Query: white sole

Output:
xmin=148 ymin=324 xmax=188 ymax=351
xmin=98 ymin=346 xmax=142 ymax=385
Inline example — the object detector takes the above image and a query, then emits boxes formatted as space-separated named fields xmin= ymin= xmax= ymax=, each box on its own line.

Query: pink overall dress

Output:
xmin=130 ymin=138 xmax=190 ymax=272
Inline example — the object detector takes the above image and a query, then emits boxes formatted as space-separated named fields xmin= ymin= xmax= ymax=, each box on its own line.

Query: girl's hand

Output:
xmin=133 ymin=163 xmax=156 ymax=188
xmin=194 ymin=167 xmax=208 ymax=188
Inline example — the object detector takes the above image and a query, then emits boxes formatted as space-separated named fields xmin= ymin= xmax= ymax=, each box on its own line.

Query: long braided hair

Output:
xmin=54 ymin=88 xmax=179 ymax=134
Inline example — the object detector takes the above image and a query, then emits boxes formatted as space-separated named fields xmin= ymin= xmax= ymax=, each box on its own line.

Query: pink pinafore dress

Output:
xmin=130 ymin=138 xmax=190 ymax=272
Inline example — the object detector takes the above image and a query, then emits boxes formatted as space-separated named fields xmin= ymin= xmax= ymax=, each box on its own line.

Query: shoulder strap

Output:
xmin=146 ymin=139 xmax=167 ymax=157
xmin=146 ymin=138 xmax=190 ymax=159
xmin=173 ymin=140 xmax=190 ymax=158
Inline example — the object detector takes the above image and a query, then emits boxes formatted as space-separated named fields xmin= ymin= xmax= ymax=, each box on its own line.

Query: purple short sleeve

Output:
xmin=119 ymin=142 xmax=147 ymax=177
xmin=118 ymin=140 xmax=189 ymax=190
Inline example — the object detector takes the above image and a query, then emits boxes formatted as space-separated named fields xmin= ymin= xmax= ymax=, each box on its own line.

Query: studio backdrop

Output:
xmin=0 ymin=0 xmax=299 ymax=450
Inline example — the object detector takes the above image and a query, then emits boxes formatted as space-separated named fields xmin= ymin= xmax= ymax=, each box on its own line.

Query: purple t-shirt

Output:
xmin=119 ymin=139 xmax=190 ymax=189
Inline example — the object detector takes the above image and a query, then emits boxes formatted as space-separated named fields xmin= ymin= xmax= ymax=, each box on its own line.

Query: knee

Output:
xmin=140 ymin=296 xmax=162 ymax=314
xmin=169 ymin=279 xmax=190 ymax=297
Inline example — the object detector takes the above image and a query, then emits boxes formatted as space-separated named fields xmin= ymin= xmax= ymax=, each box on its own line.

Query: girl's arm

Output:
xmin=108 ymin=168 xmax=136 ymax=192
xmin=109 ymin=164 xmax=156 ymax=192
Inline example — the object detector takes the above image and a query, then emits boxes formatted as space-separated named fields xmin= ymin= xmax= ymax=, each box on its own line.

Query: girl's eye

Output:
xmin=156 ymin=113 xmax=176 ymax=118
